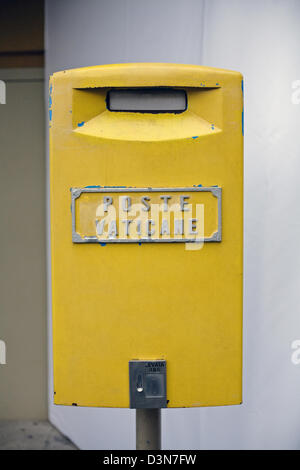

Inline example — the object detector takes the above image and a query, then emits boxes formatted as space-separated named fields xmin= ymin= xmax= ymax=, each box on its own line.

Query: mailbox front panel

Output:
xmin=50 ymin=64 xmax=243 ymax=408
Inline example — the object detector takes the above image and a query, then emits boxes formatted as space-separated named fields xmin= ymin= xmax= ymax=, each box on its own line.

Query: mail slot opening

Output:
xmin=107 ymin=88 xmax=187 ymax=113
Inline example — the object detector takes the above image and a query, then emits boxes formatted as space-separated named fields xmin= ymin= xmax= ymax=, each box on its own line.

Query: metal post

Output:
xmin=136 ymin=408 xmax=161 ymax=450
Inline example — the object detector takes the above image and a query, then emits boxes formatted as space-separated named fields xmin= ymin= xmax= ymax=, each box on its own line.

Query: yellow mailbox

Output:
xmin=49 ymin=63 xmax=243 ymax=409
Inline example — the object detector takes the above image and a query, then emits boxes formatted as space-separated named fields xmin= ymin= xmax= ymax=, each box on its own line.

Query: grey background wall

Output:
xmin=45 ymin=0 xmax=300 ymax=449
xmin=0 ymin=1 xmax=46 ymax=421
xmin=0 ymin=68 xmax=47 ymax=419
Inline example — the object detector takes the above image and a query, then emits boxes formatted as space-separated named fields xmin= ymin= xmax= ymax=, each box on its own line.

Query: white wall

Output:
xmin=45 ymin=0 xmax=300 ymax=449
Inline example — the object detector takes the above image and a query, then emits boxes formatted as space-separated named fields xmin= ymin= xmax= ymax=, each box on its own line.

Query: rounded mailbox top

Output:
xmin=50 ymin=63 xmax=243 ymax=89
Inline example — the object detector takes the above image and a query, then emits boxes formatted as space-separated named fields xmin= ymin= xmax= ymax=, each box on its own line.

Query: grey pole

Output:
xmin=136 ymin=408 xmax=161 ymax=450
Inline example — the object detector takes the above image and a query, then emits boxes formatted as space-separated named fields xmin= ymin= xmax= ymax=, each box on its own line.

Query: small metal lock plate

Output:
xmin=129 ymin=360 xmax=167 ymax=409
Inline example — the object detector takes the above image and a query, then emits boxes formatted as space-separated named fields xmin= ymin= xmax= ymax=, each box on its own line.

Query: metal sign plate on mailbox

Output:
xmin=72 ymin=186 xmax=222 ymax=244
xmin=50 ymin=63 xmax=243 ymax=409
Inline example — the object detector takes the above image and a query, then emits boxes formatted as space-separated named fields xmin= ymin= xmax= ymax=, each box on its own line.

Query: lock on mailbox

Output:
xmin=50 ymin=64 xmax=243 ymax=409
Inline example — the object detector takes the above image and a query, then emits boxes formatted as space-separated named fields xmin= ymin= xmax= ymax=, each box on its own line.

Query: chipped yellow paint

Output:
xmin=50 ymin=63 xmax=243 ymax=408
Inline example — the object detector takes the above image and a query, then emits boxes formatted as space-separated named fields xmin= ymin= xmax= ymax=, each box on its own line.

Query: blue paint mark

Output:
xmin=211 ymin=185 xmax=219 ymax=187
xmin=77 ymin=121 xmax=85 ymax=127
xmin=99 ymin=242 xmax=106 ymax=247
xmin=193 ymin=184 xmax=202 ymax=187
xmin=49 ymin=84 xmax=53 ymax=122
xmin=216 ymin=83 xmax=219 ymax=86
xmin=138 ymin=241 xmax=142 ymax=246
xmin=192 ymin=136 xmax=199 ymax=140
xmin=84 ymin=185 xmax=128 ymax=189
xmin=242 ymin=109 xmax=244 ymax=136
xmin=241 ymin=80 xmax=244 ymax=136
xmin=211 ymin=124 xmax=215 ymax=130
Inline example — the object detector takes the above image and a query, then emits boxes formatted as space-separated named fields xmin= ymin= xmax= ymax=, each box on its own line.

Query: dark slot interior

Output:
xmin=106 ymin=88 xmax=187 ymax=114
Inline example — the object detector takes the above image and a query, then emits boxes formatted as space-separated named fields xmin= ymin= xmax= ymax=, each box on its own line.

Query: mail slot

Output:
xmin=107 ymin=88 xmax=187 ymax=113
xmin=49 ymin=63 xmax=243 ymax=408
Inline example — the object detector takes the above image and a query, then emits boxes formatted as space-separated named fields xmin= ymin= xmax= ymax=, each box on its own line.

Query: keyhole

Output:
xmin=137 ymin=374 xmax=143 ymax=393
